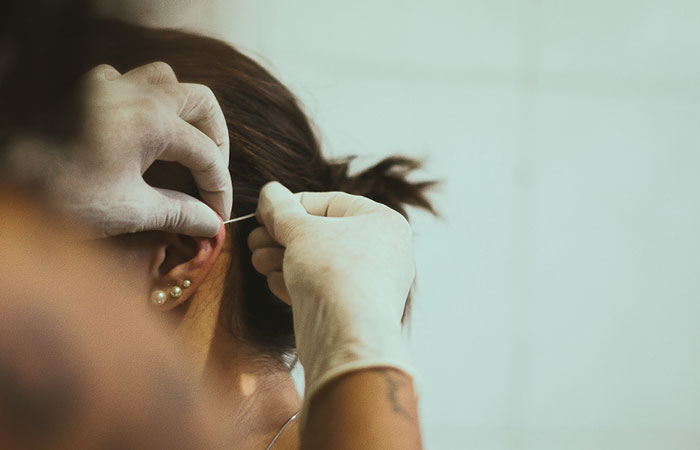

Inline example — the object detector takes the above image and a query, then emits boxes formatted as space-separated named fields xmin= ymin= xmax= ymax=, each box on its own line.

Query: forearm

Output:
xmin=301 ymin=368 xmax=422 ymax=450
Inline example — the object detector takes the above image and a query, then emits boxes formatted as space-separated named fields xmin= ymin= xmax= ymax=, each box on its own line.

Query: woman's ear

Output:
xmin=148 ymin=222 xmax=226 ymax=310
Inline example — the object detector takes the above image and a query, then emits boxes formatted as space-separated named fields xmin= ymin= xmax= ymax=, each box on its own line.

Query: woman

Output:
xmin=83 ymin=19 xmax=435 ymax=449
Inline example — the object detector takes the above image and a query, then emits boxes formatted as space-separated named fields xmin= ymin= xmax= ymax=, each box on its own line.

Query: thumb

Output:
xmin=256 ymin=181 xmax=308 ymax=246
xmin=142 ymin=187 xmax=222 ymax=237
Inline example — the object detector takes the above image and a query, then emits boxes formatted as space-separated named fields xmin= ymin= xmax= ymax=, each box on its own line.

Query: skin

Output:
xmin=101 ymin=161 xmax=303 ymax=449
xmin=104 ymin=169 xmax=425 ymax=450
xmin=105 ymin=204 xmax=424 ymax=450
xmin=0 ymin=183 xmax=422 ymax=450
xmin=0 ymin=188 xmax=302 ymax=450
xmin=103 ymin=224 xmax=303 ymax=450
xmin=0 ymin=187 xmax=233 ymax=450
xmin=2 ymin=20 xmax=423 ymax=450
xmin=303 ymin=369 xmax=422 ymax=450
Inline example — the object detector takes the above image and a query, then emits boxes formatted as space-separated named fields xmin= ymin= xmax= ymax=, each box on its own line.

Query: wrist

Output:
xmin=293 ymin=294 xmax=412 ymax=397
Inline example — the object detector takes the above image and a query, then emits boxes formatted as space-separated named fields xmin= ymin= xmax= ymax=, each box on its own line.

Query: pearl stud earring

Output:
xmin=169 ymin=286 xmax=183 ymax=299
xmin=151 ymin=289 xmax=167 ymax=306
xmin=152 ymin=279 xmax=190 ymax=305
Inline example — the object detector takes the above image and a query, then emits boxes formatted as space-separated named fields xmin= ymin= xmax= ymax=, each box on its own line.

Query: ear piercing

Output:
xmin=151 ymin=279 xmax=191 ymax=305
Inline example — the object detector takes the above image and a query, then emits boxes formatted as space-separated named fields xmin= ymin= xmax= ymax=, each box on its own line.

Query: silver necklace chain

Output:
xmin=265 ymin=410 xmax=300 ymax=450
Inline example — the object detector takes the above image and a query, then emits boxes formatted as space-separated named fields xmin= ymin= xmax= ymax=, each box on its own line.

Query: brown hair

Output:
xmin=83 ymin=19 xmax=436 ymax=362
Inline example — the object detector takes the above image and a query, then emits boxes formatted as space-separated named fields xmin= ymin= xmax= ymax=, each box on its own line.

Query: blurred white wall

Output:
xmin=119 ymin=1 xmax=700 ymax=449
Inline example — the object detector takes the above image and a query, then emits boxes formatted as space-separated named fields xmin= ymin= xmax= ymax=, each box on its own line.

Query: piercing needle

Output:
xmin=222 ymin=212 xmax=257 ymax=225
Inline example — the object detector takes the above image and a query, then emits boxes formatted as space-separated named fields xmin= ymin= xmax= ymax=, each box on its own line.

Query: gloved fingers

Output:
xmin=160 ymin=120 xmax=233 ymax=220
xmin=294 ymin=190 xmax=371 ymax=217
xmin=248 ymin=226 xmax=280 ymax=251
xmin=163 ymin=82 xmax=230 ymax=164
xmin=121 ymin=61 xmax=179 ymax=85
xmin=256 ymin=181 xmax=308 ymax=246
xmin=86 ymin=64 xmax=121 ymax=81
xmin=251 ymin=247 xmax=285 ymax=275
xmin=141 ymin=187 xmax=221 ymax=237
xmin=266 ymin=271 xmax=292 ymax=305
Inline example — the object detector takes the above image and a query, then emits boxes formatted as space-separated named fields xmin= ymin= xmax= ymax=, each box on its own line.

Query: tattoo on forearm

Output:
xmin=372 ymin=369 xmax=414 ymax=421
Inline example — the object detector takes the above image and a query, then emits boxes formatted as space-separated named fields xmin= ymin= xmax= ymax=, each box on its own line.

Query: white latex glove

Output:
xmin=248 ymin=181 xmax=416 ymax=427
xmin=7 ymin=62 xmax=232 ymax=238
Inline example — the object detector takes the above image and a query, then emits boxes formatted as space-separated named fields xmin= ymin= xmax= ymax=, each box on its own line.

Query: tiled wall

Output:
xmin=120 ymin=1 xmax=700 ymax=448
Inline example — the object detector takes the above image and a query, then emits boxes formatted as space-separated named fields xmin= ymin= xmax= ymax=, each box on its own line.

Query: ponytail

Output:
xmin=327 ymin=156 xmax=437 ymax=218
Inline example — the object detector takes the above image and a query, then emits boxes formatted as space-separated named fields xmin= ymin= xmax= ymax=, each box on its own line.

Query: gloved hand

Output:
xmin=248 ymin=181 xmax=416 ymax=428
xmin=7 ymin=62 xmax=232 ymax=238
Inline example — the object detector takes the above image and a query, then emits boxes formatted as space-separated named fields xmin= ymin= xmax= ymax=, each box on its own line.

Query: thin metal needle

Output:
xmin=222 ymin=212 xmax=257 ymax=225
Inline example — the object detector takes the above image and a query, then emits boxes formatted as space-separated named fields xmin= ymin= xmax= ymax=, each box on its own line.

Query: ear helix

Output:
xmin=151 ymin=279 xmax=192 ymax=306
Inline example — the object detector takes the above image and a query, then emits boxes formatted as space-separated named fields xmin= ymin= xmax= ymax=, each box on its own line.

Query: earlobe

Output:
xmin=149 ymin=220 xmax=226 ymax=309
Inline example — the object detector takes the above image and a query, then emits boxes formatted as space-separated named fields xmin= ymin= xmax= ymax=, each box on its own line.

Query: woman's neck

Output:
xmin=172 ymin=252 xmax=301 ymax=449
xmin=204 ymin=327 xmax=301 ymax=450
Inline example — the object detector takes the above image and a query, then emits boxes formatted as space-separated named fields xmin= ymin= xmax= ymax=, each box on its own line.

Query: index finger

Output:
xmin=159 ymin=120 xmax=233 ymax=220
